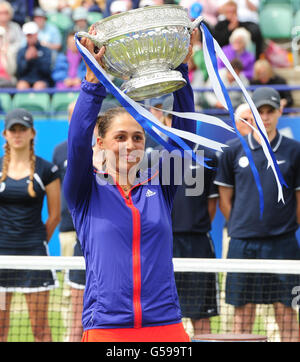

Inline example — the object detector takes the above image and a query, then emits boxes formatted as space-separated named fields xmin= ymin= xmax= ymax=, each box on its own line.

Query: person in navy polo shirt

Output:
xmin=172 ymin=146 xmax=219 ymax=335
xmin=215 ymin=87 xmax=300 ymax=342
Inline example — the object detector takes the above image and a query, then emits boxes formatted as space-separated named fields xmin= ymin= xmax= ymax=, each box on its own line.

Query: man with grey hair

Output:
xmin=234 ymin=102 xmax=254 ymax=136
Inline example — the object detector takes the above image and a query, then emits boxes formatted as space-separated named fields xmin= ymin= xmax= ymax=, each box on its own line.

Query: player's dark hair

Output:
xmin=97 ymin=107 xmax=145 ymax=138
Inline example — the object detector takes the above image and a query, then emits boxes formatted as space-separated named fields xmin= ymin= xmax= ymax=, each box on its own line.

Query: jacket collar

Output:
xmin=248 ymin=130 xmax=282 ymax=152
xmin=94 ymin=165 xmax=159 ymax=188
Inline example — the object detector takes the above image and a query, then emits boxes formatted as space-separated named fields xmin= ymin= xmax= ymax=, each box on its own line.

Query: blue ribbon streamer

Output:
xmin=201 ymin=23 xmax=266 ymax=217
xmin=74 ymin=34 xmax=212 ymax=168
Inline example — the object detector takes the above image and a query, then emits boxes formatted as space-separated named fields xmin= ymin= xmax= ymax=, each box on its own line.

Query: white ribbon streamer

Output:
xmin=147 ymin=105 xmax=235 ymax=133
xmin=200 ymin=27 xmax=285 ymax=203
xmin=75 ymin=37 xmax=230 ymax=153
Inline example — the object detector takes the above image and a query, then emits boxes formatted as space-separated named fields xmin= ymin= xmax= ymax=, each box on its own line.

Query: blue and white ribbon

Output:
xmin=200 ymin=23 xmax=286 ymax=215
xmin=75 ymin=25 xmax=285 ymax=216
xmin=74 ymin=34 xmax=233 ymax=169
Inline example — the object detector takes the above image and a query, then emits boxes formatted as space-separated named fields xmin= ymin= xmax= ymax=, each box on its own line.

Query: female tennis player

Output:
xmin=63 ymin=27 xmax=198 ymax=342
xmin=0 ymin=109 xmax=61 ymax=342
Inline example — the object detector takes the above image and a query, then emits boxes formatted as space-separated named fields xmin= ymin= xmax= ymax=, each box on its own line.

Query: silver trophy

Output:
xmin=77 ymin=5 xmax=203 ymax=100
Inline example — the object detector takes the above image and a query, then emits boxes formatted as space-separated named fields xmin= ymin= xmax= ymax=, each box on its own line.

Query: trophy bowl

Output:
xmin=77 ymin=5 xmax=203 ymax=101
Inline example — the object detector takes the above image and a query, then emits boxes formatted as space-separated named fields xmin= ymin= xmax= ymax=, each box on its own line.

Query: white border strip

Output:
xmin=0 ymin=256 xmax=86 ymax=270
xmin=173 ymin=258 xmax=300 ymax=274
xmin=0 ymin=256 xmax=300 ymax=274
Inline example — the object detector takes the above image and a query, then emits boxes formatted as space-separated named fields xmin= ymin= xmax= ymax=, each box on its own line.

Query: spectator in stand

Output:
xmin=56 ymin=0 xmax=73 ymax=16
xmin=250 ymin=59 xmax=294 ymax=109
xmin=16 ymin=21 xmax=53 ymax=90
xmin=33 ymin=8 xmax=62 ymax=58
xmin=88 ymin=0 xmax=105 ymax=13
xmin=0 ymin=1 xmax=24 ymax=57
xmin=72 ymin=6 xmax=89 ymax=32
xmin=218 ymin=27 xmax=255 ymax=81
xmin=180 ymin=0 xmax=219 ymax=27
xmin=218 ymin=0 xmax=260 ymax=25
xmin=52 ymin=31 xmax=86 ymax=90
xmin=37 ymin=0 xmax=60 ymax=13
xmin=204 ymin=58 xmax=248 ymax=110
xmin=214 ymin=0 xmax=263 ymax=60
xmin=237 ymin=0 xmax=259 ymax=25
xmin=0 ymin=0 xmax=28 ymax=26
xmin=103 ymin=0 xmax=136 ymax=17
xmin=109 ymin=0 xmax=132 ymax=15
xmin=38 ymin=0 xmax=79 ymax=13
xmin=73 ymin=0 xmax=104 ymax=13
xmin=0 ymin=25 xmax=16 ymax=87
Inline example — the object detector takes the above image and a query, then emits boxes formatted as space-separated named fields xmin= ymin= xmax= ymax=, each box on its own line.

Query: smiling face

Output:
xmin=4 ymin=124 xmax=35 ymax=150
xmin=97 ymin=111 xmax=145 ymax=178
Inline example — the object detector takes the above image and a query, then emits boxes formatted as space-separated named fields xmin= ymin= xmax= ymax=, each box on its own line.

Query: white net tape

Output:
xmin=0 ymin=255 xmax=300 ymax=274
xmin=0 ymin=256 xmax=299 ymax=342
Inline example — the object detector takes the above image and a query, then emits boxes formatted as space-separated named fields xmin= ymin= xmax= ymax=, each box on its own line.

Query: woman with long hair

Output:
xmin=0 ymin=109 xmax=61 ymax=341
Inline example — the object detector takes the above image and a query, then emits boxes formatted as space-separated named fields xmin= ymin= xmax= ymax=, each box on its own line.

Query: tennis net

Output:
xmin=0 ymin=256 xmax=299 ymax=342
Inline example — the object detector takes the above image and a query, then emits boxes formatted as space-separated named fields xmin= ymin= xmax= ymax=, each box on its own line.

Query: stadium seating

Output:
xmin=0 ymin=93 xmax=12 ymax=112
xmin=47 ymin=12 xmax=73 ymax=35
xmin=12 ymin=92 xmax=51 ymax=113
xmin=292 ymin=0 xmax=300 ymax=11
xmin=259 ymin=3 xmax=294 ymax=39
xmin=259 ymin=0 xmax=294 ymax=8
xmin=87 ymin=12 xmax=103 ymax=25
xmin=51 ymin=92 xmax=79 ymax=114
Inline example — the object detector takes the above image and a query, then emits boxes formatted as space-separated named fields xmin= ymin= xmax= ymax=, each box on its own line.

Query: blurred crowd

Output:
xmin=0 ymin=0 xmax=294 ymax=110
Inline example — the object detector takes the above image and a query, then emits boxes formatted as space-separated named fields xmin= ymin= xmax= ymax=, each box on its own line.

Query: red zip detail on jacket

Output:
xmin=116 ymin=184 xmax=142 ymax=329
xmin=97 ymin=171 xmax=159 ymax=329
xmin=120 ymin=172 xmax=159 ymax=328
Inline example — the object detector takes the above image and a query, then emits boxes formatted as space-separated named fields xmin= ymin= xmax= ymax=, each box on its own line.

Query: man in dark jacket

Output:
xmin=16 ymin=21 xmax=53 ymax=89
xmin=214 ymin=1 xmax=263 ymax=60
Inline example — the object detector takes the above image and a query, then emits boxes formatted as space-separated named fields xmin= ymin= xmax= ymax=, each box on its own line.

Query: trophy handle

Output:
xmin=189 ymin=15 xmax=204 ymax=33
xmin=76 ymin=31 xmax=104 ymax=48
